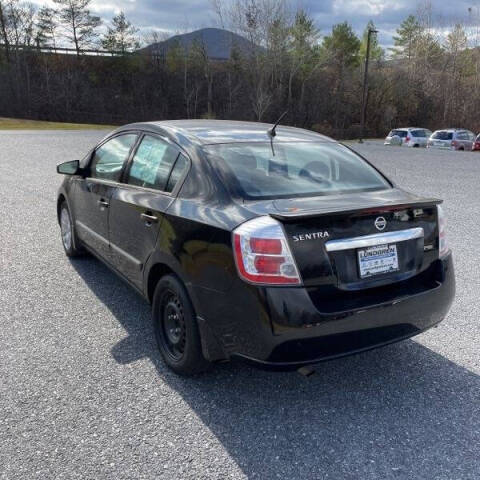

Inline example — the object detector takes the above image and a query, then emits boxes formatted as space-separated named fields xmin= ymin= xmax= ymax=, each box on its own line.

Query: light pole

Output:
xmin=359 ymin=28 xmax=378 ymax=143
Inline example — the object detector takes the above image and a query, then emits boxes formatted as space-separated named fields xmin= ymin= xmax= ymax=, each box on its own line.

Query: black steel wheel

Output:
xmin=152 ymin=275 xmax=210 ymax=375
xmin=160 ymin=289 xmax=187 ymax=361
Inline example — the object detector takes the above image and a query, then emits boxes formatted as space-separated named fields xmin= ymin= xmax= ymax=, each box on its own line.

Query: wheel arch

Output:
xmin=146 ymin=260 xmax=227 ymax=363
xmin=146 ymin=263 xmax=177 ymax=304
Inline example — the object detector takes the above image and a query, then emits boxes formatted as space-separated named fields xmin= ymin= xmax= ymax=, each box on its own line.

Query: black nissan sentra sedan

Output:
xmin=56 ymin=120 xmax=455 ymax=375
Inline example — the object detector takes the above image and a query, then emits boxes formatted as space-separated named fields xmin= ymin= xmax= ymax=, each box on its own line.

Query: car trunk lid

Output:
xmin=245 ymin=189 xmax=441 ymax=289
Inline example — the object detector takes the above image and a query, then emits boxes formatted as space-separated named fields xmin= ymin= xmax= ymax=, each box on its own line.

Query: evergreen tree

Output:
xmin=390 ymin=15 xmax=422 ymax=60
xmin=53 ymin=0 xmax=101 ymax=55
xmin=101 ymin=11 xmax=139 ymax=53
xmin=322 ymin=21 xmax=361 ymax=68
xmin=360 ymin=21 xmax=383 ymax=61
xmin=36 ymin=6 xmax=58 ymax=49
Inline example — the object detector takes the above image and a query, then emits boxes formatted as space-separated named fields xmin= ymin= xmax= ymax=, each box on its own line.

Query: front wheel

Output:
xmin=59 ymin=202 xmax=83 ymax=257
xmin=152 ymin=275 xmax=210 ymax=375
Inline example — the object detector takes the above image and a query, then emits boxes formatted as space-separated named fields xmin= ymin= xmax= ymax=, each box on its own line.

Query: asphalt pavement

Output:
xmin=0 ymin=131 xmax=478 ymax=479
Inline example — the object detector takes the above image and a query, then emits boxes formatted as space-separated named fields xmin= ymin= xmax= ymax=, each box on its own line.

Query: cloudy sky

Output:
xmin=32 ymin=0 xmax=479 ymax=47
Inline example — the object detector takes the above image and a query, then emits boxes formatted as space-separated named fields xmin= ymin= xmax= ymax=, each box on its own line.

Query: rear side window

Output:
xmin=204 ymin=142 xmax=390 ymax=199
xmin=165 ymin=153 xmax=188 ymax=193
xmin=90 ymin=134 xmax=137 ymax=181
xmin=432 ymin=131 xmax=453 ymax=140
xmin=127 ymin=135 xmax=179 ymax=191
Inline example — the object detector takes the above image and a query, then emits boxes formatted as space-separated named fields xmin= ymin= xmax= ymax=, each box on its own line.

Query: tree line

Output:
xmin=0 ymin=0 xmax=479 ymax=138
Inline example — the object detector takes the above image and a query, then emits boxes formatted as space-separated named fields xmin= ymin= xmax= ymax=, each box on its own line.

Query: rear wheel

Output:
xmin=152 ymin=275 xmax=210 ymax=375
xmin=60 ymin=202 xmax=83 ymax=257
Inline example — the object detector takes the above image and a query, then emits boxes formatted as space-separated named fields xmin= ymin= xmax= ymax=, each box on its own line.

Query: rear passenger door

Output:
xmin=456 ymin=131 xmax=467 ymax=149
xmin=467 ymin=131 xmax=475 ymax=149
xmin=108 ymin=133 xmax=189 ymax=289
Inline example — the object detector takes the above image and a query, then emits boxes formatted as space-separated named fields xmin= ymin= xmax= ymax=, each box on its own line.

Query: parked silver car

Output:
xmin=384 ymin=128 xmax=432 ymax=147
xmin=427 ymin=129 xmax=476 ymax=151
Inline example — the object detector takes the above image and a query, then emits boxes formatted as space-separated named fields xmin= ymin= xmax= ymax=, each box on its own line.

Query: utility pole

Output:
xmin=359 ymin=28 xmax=378 ymax=143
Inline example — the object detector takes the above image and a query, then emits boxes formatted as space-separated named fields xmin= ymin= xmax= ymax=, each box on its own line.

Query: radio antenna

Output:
xmin=268 ymin=110 xmax=288 ymax=156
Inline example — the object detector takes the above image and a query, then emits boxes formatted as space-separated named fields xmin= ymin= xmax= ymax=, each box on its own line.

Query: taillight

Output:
xmin=405 ymin=136 xmax=410 ymax=142
xmin=451 ymin=140 xmax=457 ymax=147
xmin=233 ymin=216 xmax=301 ymax=285
xmin=437 ymin=205 xmax=449 ymax=258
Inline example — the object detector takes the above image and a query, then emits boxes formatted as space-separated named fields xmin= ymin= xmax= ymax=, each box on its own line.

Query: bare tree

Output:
xmin=2 ymin=0 xmax=36 ymax=48
xmin=0 ymin=1 xmax=11 ymax=61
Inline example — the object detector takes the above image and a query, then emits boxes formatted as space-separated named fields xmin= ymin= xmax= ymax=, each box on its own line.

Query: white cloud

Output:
xmin=332 ymin=0 xmax=405 ymax=16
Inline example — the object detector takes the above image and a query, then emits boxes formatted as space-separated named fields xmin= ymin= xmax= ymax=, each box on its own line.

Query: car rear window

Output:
xmin=203 ymin=142 xmax=390 ymax=199
xmin=390 ymin=130 xmax=408 ymax=137
xmin=432 ymin=131 xmax=453 ymax=140
xmin=411 ymin=129 xmax=427 ymax=137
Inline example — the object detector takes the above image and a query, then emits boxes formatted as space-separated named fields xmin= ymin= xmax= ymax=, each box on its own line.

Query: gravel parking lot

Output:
xmin=0 ymin=131 xmax=479 ymax=480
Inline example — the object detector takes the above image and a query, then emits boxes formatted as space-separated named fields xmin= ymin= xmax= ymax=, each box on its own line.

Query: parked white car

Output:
xmin=384 ymin=128 xmax=432 ymax=147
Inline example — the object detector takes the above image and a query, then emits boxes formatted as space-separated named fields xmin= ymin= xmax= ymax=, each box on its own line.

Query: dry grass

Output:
xmin=0 ymin=117 xmax=117 ymax=130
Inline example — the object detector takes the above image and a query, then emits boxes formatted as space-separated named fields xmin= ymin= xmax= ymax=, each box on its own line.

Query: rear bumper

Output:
xmin=427 ymin=145 xmax=455 ymax=150
xmin=230 ymin=254 xmax=455 ymax=368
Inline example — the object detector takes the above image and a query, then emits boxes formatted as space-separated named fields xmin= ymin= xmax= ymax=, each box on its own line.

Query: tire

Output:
xmin=59 ymin=202 xmax=83 ymax=257
xmin=152 ymin=275 xmax=211 ymax=375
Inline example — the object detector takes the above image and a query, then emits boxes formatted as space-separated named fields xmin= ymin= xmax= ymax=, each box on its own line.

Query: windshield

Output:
xmin=432 ymin=131 xmax=453 ymax=140
xmin=203 ymin=142 xmax=391 ymax=199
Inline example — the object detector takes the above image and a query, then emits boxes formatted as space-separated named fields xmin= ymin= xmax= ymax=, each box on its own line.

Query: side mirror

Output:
xmin=57 ymin=160 xmax=80 ymax=175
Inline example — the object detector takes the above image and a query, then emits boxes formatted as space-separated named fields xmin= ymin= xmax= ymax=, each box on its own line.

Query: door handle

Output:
xmin=141 ymin=212 xmax=158 ymax=224
xmin=98 ymin=199 xmax=109 ymax=208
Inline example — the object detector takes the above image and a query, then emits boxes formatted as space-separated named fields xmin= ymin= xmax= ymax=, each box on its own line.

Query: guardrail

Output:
xmin=0 ymin=43 xmax=154 ymax=58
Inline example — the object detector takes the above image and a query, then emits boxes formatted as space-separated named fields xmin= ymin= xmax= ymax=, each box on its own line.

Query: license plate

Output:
xmin=358 ymin=244 xmax=399 ymax=278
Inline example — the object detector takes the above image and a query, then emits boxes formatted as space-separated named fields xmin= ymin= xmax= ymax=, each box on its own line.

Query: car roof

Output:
xmin=390 ymin=127 xmax=427 ymax=132
xmin=116 ymin=119 xmax=335 ymax=145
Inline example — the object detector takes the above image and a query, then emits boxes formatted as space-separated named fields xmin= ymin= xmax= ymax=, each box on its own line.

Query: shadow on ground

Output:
xmin=71 ymin=256 xmax=480 ymax=479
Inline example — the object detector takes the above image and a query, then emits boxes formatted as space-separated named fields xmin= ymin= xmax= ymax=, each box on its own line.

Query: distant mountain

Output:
xmin=142 ymin=27 xmax=258 ymax=61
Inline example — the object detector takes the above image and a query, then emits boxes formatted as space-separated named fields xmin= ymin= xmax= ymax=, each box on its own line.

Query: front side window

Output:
xmin=90 ymin=134 xmax=137 ymax=181
xmin=127 ymin=135 xmax=179 ymax=191
xmin=204 ymin=142 xmax=390 ymax=199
